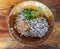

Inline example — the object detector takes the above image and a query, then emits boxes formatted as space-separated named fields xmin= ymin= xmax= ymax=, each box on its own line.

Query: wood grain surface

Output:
xmin=0 ymin=0 xmax=60 ymax=49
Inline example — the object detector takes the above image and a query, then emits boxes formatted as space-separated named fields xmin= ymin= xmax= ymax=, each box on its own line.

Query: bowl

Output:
xmin=8 ymin=1 xmax=54 ymax=47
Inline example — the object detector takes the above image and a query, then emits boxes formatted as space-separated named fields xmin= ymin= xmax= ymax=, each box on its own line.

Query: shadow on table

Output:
xmin=5 ymin=45 xmax=60 ymax=49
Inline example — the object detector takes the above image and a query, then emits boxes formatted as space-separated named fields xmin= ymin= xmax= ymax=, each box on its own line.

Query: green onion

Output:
xmin=22 ymin=8 xmax=43 ymax=20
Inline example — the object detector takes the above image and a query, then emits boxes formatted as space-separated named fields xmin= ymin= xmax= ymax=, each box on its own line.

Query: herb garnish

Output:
xmin=22 ymin=8 xmax=42 ymax=20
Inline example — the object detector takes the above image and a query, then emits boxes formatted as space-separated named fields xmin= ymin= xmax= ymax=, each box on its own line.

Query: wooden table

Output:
xmin=0 ymin=0 xmax=60 ymax=49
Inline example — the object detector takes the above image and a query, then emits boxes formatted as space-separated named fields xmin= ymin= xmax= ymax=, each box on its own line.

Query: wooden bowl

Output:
xmin=8 ymin=1 xmax=54 ymax=47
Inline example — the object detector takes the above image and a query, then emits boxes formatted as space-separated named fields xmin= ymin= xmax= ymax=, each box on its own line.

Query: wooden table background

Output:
xmin=0 ymin=0 xmax=60 ymax=49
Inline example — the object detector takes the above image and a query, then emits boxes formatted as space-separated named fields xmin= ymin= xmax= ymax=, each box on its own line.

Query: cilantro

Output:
xmin=22 ymin=8 xmax=34 ymax=20
xmin=22 ymin=8 xmax=43 ymax=20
